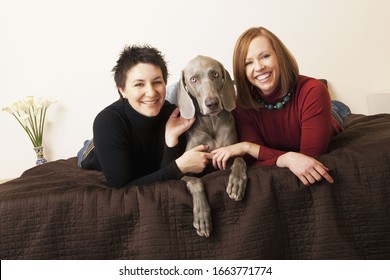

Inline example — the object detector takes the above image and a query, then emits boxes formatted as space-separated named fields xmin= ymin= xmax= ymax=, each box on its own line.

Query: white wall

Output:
xmin=1 ymin=0 xmax=390 ymax=179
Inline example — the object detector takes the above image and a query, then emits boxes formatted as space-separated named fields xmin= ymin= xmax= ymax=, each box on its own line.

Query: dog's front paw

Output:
xmin=184 ymin=176 xmax=212 ymax=237
xmin=227 ymin=157 xmax=247 ymax=201
xmin=193 ymin=203 xmax=212 ymax=238
xmin=226 ymin=173 xmax=247 ymax=201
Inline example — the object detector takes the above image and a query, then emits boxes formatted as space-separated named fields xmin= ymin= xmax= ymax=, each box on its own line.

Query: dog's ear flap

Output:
xmin=220 ymin=65 xmax=236 ymax=112
xmin=177 ymin=71 xmax=195 ymax=119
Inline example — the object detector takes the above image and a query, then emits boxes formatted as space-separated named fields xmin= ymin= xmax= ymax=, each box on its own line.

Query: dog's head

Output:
xmin=175 ymin=55 xmax=236 ymax=119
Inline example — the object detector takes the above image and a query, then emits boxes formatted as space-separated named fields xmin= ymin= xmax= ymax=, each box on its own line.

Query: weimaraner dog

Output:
xmin=167 ymin=55 xmax=247 ymax=237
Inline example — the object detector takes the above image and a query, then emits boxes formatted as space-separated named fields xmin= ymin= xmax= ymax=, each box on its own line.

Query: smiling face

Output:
xmin=119 ymin=63 xmax=166 ymax=117
xmin=245 ymin=35 xmax=280 ymax=96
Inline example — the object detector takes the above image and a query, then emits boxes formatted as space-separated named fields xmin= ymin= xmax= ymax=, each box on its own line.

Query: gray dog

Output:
xmin=167 ymin=55 xmax=247 ymax=237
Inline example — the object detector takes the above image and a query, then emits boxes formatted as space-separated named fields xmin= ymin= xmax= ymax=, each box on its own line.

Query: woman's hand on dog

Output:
xmin=176 ymin=145 xmax=213 ymax=174
xmin=165 ymin=107 xmax=195 ymax=147
xmin=211 ymin=142 xmax=259 ymax=170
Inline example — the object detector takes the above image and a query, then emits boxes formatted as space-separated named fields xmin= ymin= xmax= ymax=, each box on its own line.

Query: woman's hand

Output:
xmin=276 ymin=152 xmax=334 ymax=186
xmin=165 ymin=107 xmax=195 ymax=147
xmin=211 ymin=143 xmax=247 ymax=170
xmin=176 ymin=144 xmax=213 ymax=174
xmin=211 ymin=142 xmax=259 ymax=170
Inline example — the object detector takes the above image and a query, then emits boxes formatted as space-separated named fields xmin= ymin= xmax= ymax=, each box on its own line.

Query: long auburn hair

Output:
xmin=233 ymin=27 xmax=299 ymax=109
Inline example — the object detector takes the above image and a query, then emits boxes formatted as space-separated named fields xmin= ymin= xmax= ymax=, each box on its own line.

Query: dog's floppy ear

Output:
xmin=220 ymin=64 xmax=236 ymax=112
xmin=166 ymin=81 xmax=179 ymax=105
xmin=177 ymin=71 xmax=195 ymax=119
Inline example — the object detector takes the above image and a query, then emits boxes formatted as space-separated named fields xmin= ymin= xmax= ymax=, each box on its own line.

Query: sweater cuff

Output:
xmin=258 ymin=146 xmax=286 ymax=166
xmin=165 ymin=160 xmax=184 ymax=180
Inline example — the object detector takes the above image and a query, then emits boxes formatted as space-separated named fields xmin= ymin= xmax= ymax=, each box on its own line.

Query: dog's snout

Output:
xmin=205 ymin=97 xmax=220 ymax=110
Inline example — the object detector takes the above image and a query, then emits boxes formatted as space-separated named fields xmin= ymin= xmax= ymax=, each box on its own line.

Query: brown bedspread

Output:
xmin=1 ymin=114 xmax=390 ymax=259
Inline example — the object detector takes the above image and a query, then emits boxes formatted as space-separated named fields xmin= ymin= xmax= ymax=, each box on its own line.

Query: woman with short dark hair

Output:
xmin=78 ymin=45 xmax=212 ymax=187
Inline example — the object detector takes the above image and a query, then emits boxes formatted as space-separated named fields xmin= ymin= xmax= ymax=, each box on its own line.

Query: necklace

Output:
xmin=254 ymin=89 xmax=293 ymax=110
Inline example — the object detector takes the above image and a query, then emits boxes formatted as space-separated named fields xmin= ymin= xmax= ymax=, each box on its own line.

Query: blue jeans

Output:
xmin=331 ymin=100 xmax=351 ymax=126
xmin=76 ymin=139 xmax=94 ymax=167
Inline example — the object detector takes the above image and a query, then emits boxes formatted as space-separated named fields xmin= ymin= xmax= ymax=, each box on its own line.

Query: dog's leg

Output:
xmin=226 ymin=157 xmax=247 ymax=201
xmin=182 ymin=175 xmax=212 ymax=237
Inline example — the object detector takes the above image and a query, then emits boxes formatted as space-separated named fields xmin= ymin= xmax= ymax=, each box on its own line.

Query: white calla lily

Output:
xmin=17 ymin=100 xmax=30 ymax=114
xmin=41 ymin=98 xmax=56 ymax=109
xmin=24 ymin=96 xmax=34 ymax=106
xmin=2 ymin=96 xmax=56 ymax=147
xmin=2 ymin=106 xmax=14 ymax=115
xmin=11 ymin=102 xmax=20 ymax=114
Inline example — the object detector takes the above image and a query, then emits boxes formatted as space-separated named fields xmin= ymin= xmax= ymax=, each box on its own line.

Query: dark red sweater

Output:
xmin=233 ymin=75 xmax=342 ymax=166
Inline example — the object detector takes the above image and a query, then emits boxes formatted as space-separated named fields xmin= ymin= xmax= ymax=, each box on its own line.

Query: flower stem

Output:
xmin=12 ymin=114 xmax=37 ymax=146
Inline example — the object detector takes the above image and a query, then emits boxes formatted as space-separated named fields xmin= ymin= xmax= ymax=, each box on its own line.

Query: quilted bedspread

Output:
xmin=1 ymin=114 xmax=390 ymax=259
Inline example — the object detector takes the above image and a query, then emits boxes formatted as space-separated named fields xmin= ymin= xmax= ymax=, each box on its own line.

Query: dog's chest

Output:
xmin=186 ymin=112 xmax=237 ymax=150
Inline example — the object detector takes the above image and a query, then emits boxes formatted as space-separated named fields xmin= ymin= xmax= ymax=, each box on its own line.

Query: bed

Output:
xmin=1 ymin=113 xmax=390 ymax=259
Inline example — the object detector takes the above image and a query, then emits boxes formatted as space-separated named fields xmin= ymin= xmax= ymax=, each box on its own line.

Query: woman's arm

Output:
xmin=211 ymin=91 xmax=334 ymax=185
xmin=164 ymin=107 xmax=195 ymax=147
xmin=211 ymin=142 xmax=259 ymax=170
xmin=211 ymin=141 xmax=333 ymax=185
xmin=276 ymin=81 xmax=334 ymax=185
xmin=298 ymin=80 xmax=333 ymax=156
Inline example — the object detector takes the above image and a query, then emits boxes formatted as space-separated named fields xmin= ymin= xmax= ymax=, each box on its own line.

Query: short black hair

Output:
xmin=112 ymin=44 xmax=169 ymax=97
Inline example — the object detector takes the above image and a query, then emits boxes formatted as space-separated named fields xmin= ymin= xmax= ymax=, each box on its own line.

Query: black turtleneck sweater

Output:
xmin=81 ymin=99 xmax=186 ymax=188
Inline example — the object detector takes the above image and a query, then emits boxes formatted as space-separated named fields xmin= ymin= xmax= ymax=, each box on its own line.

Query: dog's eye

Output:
xmin=213 ymin=72 xmax=219 ymax=78
xmin=190 ymin=77 xmax=197 ymax=83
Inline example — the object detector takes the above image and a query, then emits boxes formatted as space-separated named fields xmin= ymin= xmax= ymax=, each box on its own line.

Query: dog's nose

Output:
xmin=205 ymin=97 xmax=219 ymax=110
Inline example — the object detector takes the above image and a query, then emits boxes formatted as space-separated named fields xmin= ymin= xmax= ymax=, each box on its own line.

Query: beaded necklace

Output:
xmin=254 ymin=89 xmax=293 ymax=110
